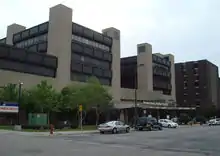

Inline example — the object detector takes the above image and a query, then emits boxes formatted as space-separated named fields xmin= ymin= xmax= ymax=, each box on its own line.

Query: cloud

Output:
xmin=1 ymin=0 xmax=220 ymax=69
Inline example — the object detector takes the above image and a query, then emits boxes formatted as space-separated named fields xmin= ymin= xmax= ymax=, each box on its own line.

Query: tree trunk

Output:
xmin=96 ymin=108 xmax=99 ymax=126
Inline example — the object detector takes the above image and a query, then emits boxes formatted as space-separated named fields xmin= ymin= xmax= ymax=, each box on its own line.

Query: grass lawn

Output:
xmin=0 ymin=125 xmax=97 ymax=132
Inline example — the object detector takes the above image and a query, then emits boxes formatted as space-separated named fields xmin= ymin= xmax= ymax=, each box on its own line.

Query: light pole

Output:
xmin=17 ymin=82 xmax=23 ymax=125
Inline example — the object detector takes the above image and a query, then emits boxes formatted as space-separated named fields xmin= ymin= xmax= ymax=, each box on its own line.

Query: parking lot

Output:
xmin=1 ymin=125 xmax=220 ymax=156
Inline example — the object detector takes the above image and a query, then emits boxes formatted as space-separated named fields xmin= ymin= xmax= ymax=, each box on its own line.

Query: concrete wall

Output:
xmin=137 ymin=43 xmax=153 ymax=91
xmin=6 ymin=24 xmax=26 ymax=45
xmin=102 ymin=28 xmax=121 ymax=104
xmin=47 ymin=4 xmax=72 ymax=90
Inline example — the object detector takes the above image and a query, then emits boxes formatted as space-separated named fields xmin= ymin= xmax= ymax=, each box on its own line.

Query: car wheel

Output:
xmin=126 ymin=127 xmax=130 ymax=133
xmin=168 ymin=124 xmax=171 ymax=128
xmin=112 ymin=128 xmax=117 ymax=134
xmin=100 ymin=131 xmax=104 ymax=134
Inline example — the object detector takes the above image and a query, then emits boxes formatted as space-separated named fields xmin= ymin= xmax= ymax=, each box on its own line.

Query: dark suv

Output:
xmin=135 ymin=117 xmax=162 ymax=131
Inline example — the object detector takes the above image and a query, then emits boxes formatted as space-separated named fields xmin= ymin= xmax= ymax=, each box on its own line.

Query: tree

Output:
xmin=25 ymin=80 xmax=60 ymax=113
xmin=78 ymin=77 xmax=113 ymax=125
xmin=0 ymin=83 xmax=18 ymax=102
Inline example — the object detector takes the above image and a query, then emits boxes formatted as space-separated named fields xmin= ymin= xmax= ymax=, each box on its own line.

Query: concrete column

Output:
xmin=120 ymin=110 xmax=125 ymax=122
xmin=137 ymin=43 xmax=153 ymax=91
xmin=6 ymin=24 xmax=26 ymax=45
xmin=165 ymin=54 xmax=176 ymax=102
xmin=47 ymin=4 xmax=72 ymax=90
xmin=102 ymin=28 xmax=121 ymax=104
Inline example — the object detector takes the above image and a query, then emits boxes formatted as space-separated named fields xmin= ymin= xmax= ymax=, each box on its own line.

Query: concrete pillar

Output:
xmin=164 ymin=54 xmax=176 ymax=102
xmin=102 ymin=28 xmax=121 ymax=104
xmin=47 ymin=4 xmax=72 ymax=90
xmin=6 ymin=24 xmax=26 ymax=45
xmin=120 ymin=110 xmax=125 ymax=122
xmin=137 ymin=43 xmax=153 ymax=91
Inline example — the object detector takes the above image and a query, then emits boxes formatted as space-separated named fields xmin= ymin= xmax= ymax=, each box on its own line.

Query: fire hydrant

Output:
xmin=50 ymin=124 xmax=54 ymax=136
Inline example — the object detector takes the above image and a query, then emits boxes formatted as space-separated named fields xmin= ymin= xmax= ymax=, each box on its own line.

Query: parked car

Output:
xmin=135 ymin=117 xmax=162 ymax=131
xmin=98 ymin=121 xmax=130 ymax=134
xmin=208 ymin=118 xmax=220 ymax=126
xmin=55 ymin=120 xmax=73 ymax=129
xmin=158 ymin=119 xmax=178 ymax=128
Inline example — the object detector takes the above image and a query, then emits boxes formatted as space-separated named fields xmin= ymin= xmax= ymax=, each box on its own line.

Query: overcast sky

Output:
xmin=1 ymin=0 xmax=220 ymax=67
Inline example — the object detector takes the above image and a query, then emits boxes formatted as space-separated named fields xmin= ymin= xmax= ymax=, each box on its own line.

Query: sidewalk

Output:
xmin=0 ymin=129 xmax=99 ymax=136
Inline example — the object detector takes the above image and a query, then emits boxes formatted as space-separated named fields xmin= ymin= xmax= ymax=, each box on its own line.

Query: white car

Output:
xmin=98 ymin=121 xmax=130 ymax=134
xmin=208 ymin=118 xmax=220 ymax=126
xmin=158 ymin=119 xmax=178 ymax=128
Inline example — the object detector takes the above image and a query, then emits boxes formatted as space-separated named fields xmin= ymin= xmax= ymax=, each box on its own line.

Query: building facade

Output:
xmin=0 ymin=4 xmax=121 ymax=104
xmin=120 ymin=43 xmax=176 ymax=106
xmin=175 ymin=60 xmax=219 ymax=110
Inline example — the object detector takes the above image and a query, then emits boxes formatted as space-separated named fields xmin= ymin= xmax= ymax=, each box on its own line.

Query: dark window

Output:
xmin=42 ymin=56 xmax=57 ymax=69
xmin=94 ymin=32 xmax=103 ymax=43
xmin=71 ymin=62 xmax=82 ymax=72
xmin=39 ymin=22 xmax=48 ymax=33
xmin=26 ymin=53 xmax=43 ymax=65
xmin=13 ymin=33 xmax=21 ymax=43
xmin=101 ymin=61 xmax=110 ymax=69
xmin=38 ymin=42 xmax=47 ymax=53
xmin=0 ymin=46 xmax=9 ymax=58
xmin=83 ymin=28 xmax=93 ymax=39
xmin=83 ymin=65 xmax=92 ymax=74
xmin=21 ymin=30 xmax=29 ymax=39
xmin=72 ymin=24 xmax=83 ymax=35
xmin=94 ymin=49 xmax=103 ymax=58
xmin=84 ymin=46 xmax=93 ymax=56
xmin=99 ymin=78 xmax=110 ymax=85
xmin=9 ymin=48 xmax=26 ymax=62
xmin=103 ymin=70 xmax=112 ymax=78
xmin=72 ymin=53 xmax=82 ymax=62
xmin=30 ymin=27 xmax=39 ymax=36
xmin=0 ymin=59 xmax=55 ymax=77
xmin=72 ymin=42 xmax=83 ymax=53
xmin=138 ymin=45 xmax=145 ymax=53
xmin=83 ymin=56 xmax=92 ymax=64
xmin=28 ymin=45 xmax=37 ymax=52
xmin=93 ymin=67 xmax=102 ymax=76
xmin=194 ymin=81 xmax=199 ymax=86
xmin=103 ymin=36 xmax=112 ymax=46
xmin=103 ymin=52 xmax=112 ymax=61
xmin=71 ymin=73 xmax=87 ymax=82
xmin=194 ymin=62 xmax=198 ymax=68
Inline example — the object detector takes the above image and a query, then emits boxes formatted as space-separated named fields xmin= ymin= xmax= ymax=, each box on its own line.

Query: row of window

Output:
xmin=0 ymin=59 xmax=56 ymax=77
xmin=72 ymin=53 xmax=111 ymax=70
xmin=71 ymin=62 xmax=112 ymax=78
xmin=152 ymin=55 xmax=171 ymax=67
xmin=153 ymin=81 xmax=172 ymax=90
xmin=72 ymin=42 xmax=112 ymax=62
xmin=13 ymin=22 xmax=49 ymax=44
xmin=15 ymin=34 xmax=48 ymax=49
xmin=71 ymin=72 xmax=111 ymax=86
xmin=153 ymin=66 xmax=171 ymax=77
xmin=72 ymin=35 xmax=110 ymax=52
xmin=72 ymin=23 xmax=112 ymax=47
xmin=0 ymin=44 xmax=57 ymax=69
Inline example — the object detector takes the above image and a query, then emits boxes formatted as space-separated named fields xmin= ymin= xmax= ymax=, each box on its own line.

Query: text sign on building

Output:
xmin=0 ymin=103 xmax=19 ymax=113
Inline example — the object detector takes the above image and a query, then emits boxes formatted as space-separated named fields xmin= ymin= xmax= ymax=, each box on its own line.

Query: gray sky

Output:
xmin=1 ymin=0 xmax=220 ymax=68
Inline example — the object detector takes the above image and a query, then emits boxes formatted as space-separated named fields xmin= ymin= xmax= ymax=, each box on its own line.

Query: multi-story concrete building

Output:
xmin=0 ymin=4 xmax=194 ymax=123
xmin=175 ymin=60 xmax=219 ymax=111
xmin=0 ymin=4 xmax=121 ymax=104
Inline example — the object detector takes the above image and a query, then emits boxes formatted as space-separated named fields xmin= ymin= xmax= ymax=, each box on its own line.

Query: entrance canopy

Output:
xmin=114 ymin=103 xmax=196 ymax=110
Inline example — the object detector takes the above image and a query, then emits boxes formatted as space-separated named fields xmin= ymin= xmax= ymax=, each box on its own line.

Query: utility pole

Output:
xmin=134 ymin=68 xmax=138 ymax=127
xmin=17 ymin=82 xmax=23 ymax=125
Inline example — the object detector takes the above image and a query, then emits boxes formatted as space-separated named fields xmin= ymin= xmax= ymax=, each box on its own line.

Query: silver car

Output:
xmin=98 ymin=121 xmax=130 ymax=134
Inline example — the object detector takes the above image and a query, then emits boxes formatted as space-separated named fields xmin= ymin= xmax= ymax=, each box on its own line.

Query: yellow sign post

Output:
xmin=79 ymin=104 xmax=83 ymax=132
xmin=79 ymin=104 xmax=83 ymax=112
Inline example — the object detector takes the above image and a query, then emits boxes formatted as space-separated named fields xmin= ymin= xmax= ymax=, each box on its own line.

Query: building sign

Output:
xmin=143 ymin=101 xmax=169 ymax=107
xmin=0 ymin=103 xmax=19 ymax=113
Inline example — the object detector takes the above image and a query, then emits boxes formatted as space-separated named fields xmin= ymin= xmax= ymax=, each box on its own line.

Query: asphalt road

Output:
xmin=1 ymin=126 xmax=220 ymax=156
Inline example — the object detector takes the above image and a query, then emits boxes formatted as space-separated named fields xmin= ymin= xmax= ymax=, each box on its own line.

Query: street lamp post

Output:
xmin=17 ymin=82 xmax=23 ymax=125
xmin=134 ymin=67 xmax=138 ymax=127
